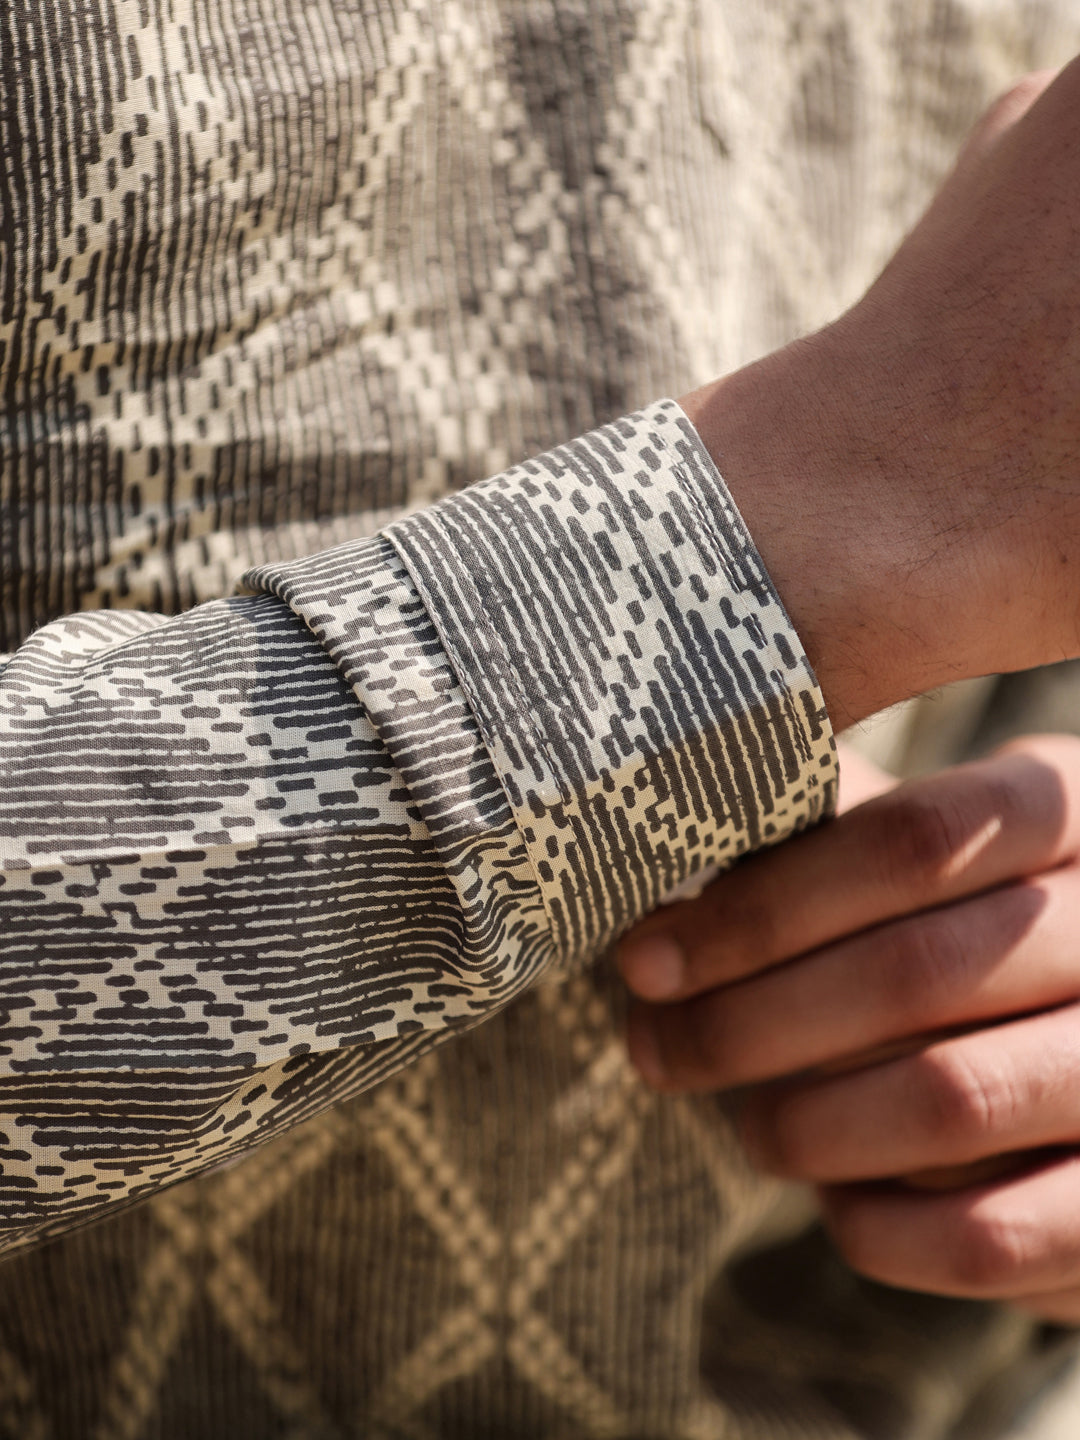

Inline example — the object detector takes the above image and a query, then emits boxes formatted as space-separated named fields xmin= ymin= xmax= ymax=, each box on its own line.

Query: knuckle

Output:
xmin=972 ymin=72 xmax=1053 ymax=148
xmin=912 ymin=1047 xmax=1016 ymax=1150
xmin=875 ymin=768 xmax=1027 ymax=898
xmin=997 ymin=70 xmax=1056 ymax=115
xmin=828 ymin=1196 xmax=1035 ymax=1296
xmin=878 ymin=910 xmax=968 ymax=1022
xmin=877 ymin=793 xmax=973 ymax=894
xmin=947 ymin=1206 xmax=1035 ymax=1292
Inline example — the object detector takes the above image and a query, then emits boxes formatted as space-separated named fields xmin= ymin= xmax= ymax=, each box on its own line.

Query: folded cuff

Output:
xmin=387 ymin=399 xmax=838 ymax=962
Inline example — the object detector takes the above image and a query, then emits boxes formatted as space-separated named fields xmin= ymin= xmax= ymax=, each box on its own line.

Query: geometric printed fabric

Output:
xmin=0 ymin=974 xmax=1067 ymax=1439
xmin=2 ymin=0 xmax=1080 ymax=1436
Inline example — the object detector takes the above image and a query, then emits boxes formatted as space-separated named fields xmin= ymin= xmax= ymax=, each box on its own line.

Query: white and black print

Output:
xmin=1 ymin=2 xmax=1078 ymax=1437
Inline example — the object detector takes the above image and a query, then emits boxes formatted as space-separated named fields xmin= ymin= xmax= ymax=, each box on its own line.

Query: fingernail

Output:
xmin=618 ymin=935 xmax=686 ymax=999
xmin=626 ymin=1010 xmax=668 ymax=1088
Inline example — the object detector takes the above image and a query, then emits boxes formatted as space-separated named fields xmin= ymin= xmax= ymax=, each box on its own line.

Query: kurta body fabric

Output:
xmin=0 ymin=3 xmax=1079 ymax=1439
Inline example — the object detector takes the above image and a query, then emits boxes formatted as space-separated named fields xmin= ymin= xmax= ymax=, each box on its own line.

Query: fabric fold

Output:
xmin=387 ymin=399 xmax=837 ymax=960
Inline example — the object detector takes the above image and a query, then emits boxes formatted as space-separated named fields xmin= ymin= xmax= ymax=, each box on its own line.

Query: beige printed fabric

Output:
xmin=0 ymin=398 xmax=834 ymax=1256
xmin=2 ymin=1 xmax=1080 ymax=1437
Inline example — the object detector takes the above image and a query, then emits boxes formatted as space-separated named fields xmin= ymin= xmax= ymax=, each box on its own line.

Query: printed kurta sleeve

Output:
xmin=0 ymin=400 xmax=836 ymax=1254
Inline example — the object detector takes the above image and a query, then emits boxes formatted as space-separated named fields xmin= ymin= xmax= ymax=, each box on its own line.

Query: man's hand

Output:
xmin=618 ymin=59 xmax=1080 ymax=1317
xmin=617 ymin=735 xmax=1080 ymax=1321
xmin=687 ymin=61 xmax=1080 ymax=728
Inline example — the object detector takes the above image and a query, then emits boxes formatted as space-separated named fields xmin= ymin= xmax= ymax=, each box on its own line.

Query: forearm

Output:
xmin=683 ymin=60 xmax=1080 ymax=730
xmin=0 ymin=403 xmax=836 ymax=1251
xmin=680 ymin=332 xmax=1030 ymax=732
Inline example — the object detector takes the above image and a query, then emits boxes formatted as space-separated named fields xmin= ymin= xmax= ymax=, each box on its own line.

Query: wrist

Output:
xmin=681 ymin=326 xmax=1023 ymax=728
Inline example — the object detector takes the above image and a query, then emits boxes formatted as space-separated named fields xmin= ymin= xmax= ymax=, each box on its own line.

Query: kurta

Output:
xmin=1 ymin=2 xmax=1079 ymax=1436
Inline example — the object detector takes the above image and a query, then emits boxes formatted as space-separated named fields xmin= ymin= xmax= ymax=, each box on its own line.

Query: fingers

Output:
xmin=617 ymin=735 xmax=1080 ymax=1003
xmin=741 ymin=1004 xmax=1080 ymax=1183
xmin=820 ymin=1151 xmax=1080 ymax=1301
xmin=1010 ymin=1287 xmax=1080 ymax=1324
xmin=627 ymin=855 xmax=1080 ymax=1091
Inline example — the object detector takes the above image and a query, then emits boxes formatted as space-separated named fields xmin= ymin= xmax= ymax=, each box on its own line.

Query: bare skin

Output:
xmin=690 ymin=65 xmax=1080 ymax=730
xmin=618 ymin=735 xmax=1080 ymax=1322
xmin=615 ymin=62 xmax=1080 ymax=1321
